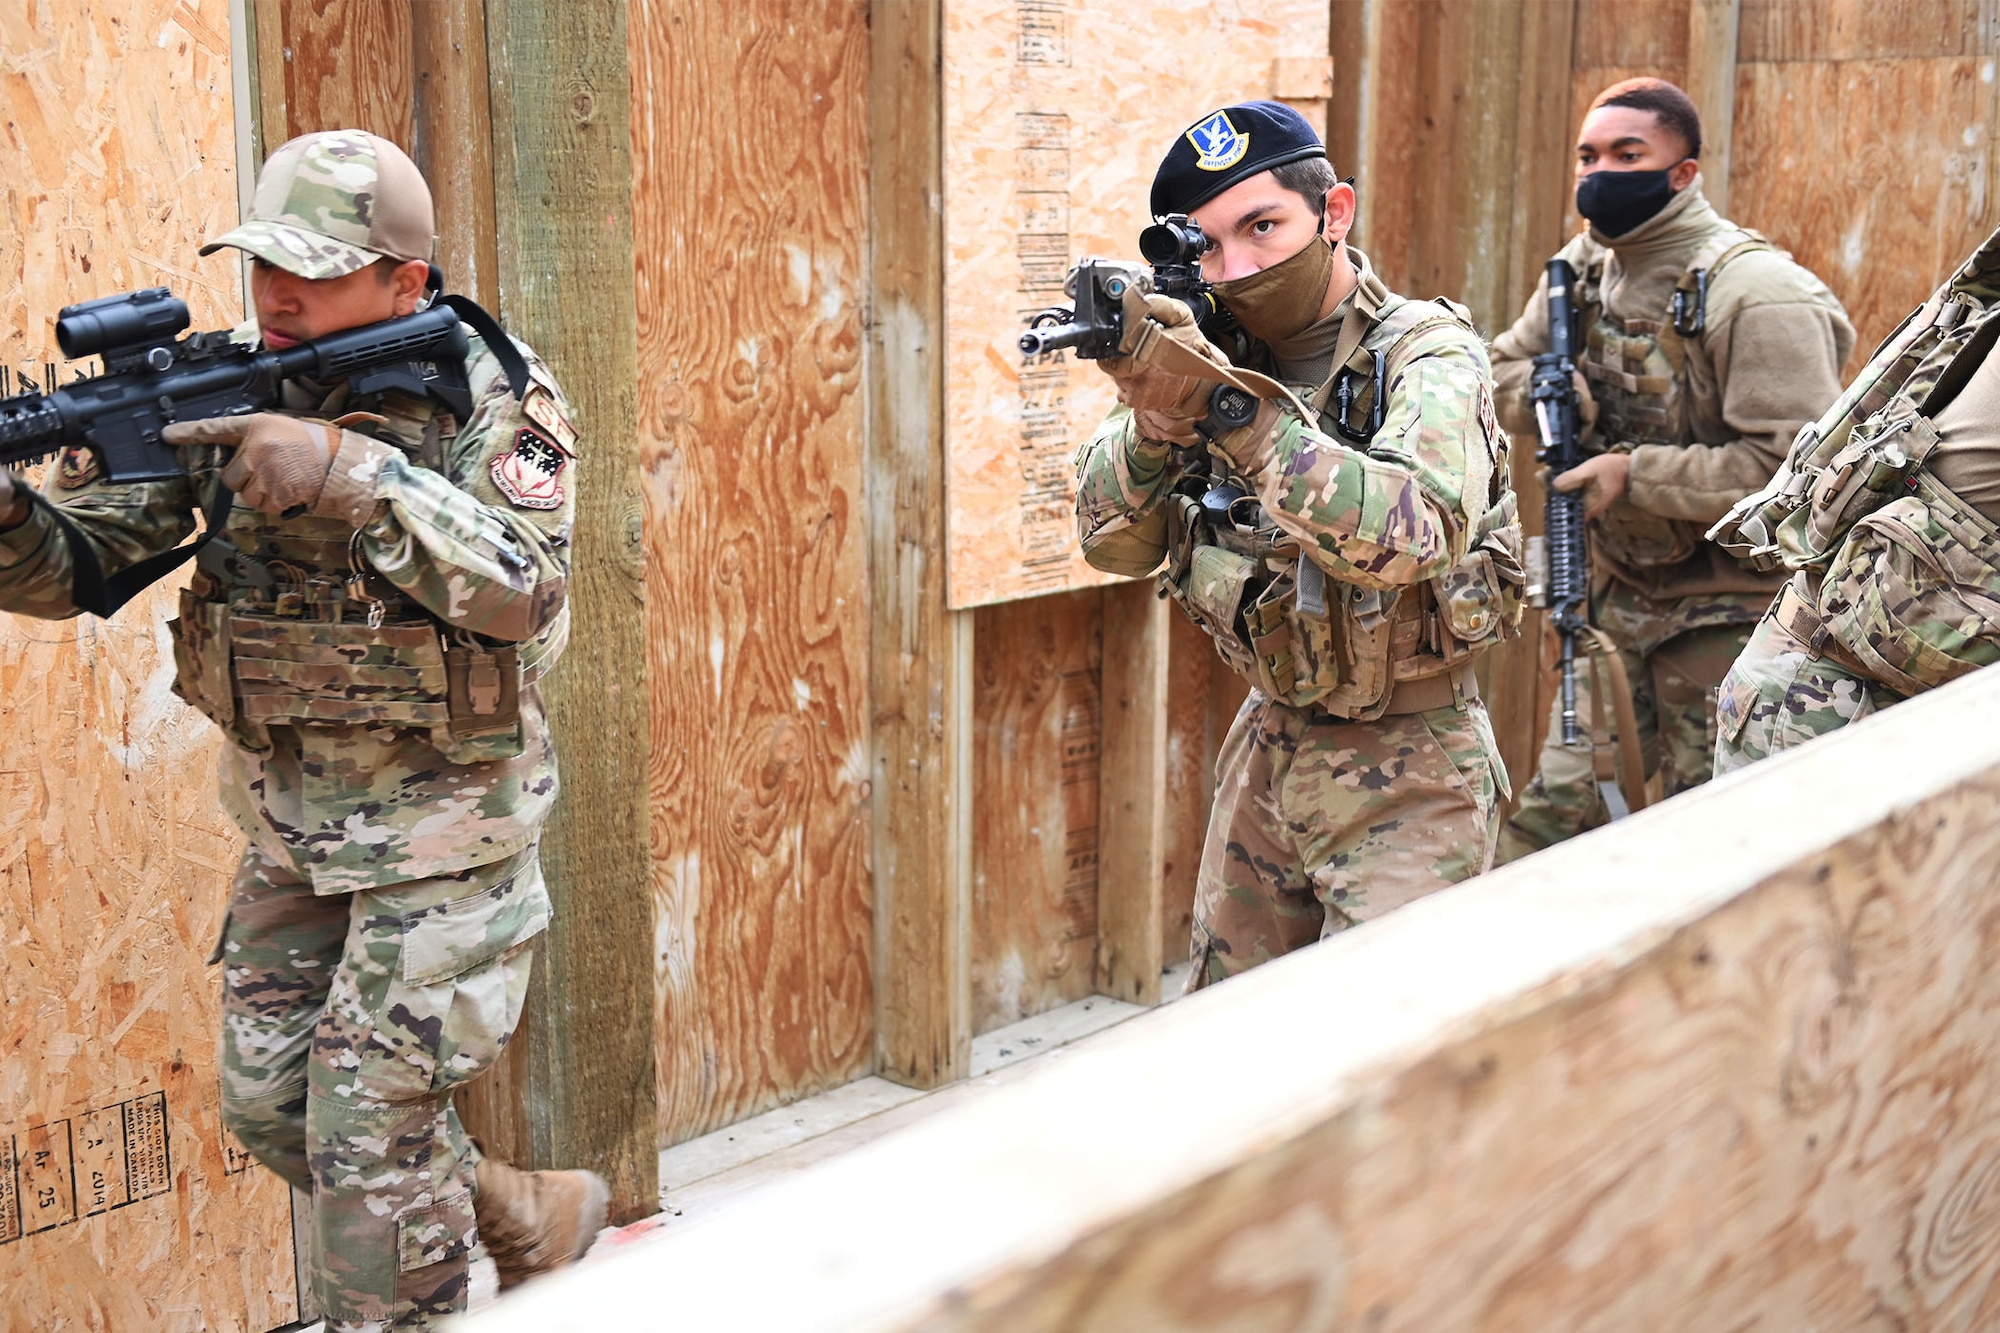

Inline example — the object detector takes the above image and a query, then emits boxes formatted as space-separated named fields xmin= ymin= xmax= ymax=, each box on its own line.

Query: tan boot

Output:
xmin=472 ymin=1157 xmax=611 ymax=1289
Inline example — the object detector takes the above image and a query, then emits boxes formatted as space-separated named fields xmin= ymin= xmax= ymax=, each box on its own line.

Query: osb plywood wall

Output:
xmin=1725 ymin=0 xmax=1998 ymax=355
xmin=633 ymin=0 xmax=877 ymax=1146
xmin=941 ymin=0 xmax=1332 ymax=609
xmin=0 ymin=2 xmax=298 ymax=1330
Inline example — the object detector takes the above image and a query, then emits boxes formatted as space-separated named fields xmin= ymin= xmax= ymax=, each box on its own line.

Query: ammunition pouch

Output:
xmin=1813 ymin=475 xmax=2000 ymax=695
xmin=1159 ymin=485 xmax=1518 ymax=719
xmin=169 ymin=570 xmax=556 ymax=764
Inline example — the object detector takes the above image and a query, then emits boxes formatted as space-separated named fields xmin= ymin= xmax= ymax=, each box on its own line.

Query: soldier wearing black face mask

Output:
xmin=1490 ymin=77 xmax=1854 ymax=862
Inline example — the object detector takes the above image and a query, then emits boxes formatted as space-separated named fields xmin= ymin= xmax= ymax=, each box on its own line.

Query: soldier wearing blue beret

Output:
xmin=1075 ymin=101 xmax=1526 ymax=987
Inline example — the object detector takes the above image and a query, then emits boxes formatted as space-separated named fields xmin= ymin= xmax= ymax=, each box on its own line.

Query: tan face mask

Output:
xmin=1213 ymin=231 xmax=1336 ymax=342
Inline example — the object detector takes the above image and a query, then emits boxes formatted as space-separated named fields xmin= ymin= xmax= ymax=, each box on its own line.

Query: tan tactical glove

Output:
xmin=162 ymin=412 xmax=342 ymax=516
xmin=0 ymin=471 xmax=27 ymax=531
xmin=1098 ymin=289 xmax=1229 ymax=447
xmin=1572 ymin=369 xmax=1599 ymax=436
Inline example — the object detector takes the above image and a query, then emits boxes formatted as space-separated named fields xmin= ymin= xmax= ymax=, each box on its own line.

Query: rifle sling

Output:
xmin=40 ymin=477 xmax=236 ymax=619
xmin=1582 ymin=625 xmax=1649 ymax=815
xmin=438 ymin=295 xmax=530 ymax=400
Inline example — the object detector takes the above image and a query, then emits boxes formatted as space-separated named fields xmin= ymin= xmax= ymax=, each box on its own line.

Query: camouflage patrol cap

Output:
xmin=201 ymin=130 xmax=435 ymax=279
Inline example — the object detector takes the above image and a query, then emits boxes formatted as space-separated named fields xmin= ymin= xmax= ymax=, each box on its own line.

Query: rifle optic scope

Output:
xmin=56 ymin=288 xmax=191 ymax=362
xmin=1139 ymin=215 xmax=1208 ymax=268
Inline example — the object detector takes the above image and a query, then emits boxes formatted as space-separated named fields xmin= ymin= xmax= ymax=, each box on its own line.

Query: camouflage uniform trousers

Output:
xmin=1713 ymin=612 xmax=1899 ymax=775
xmin=1188 ymin=689 xmax=1504 ymax=990
xmin=219 ymin=838 xmax=547 ymax=1331
xmin=1495 ymin=620 xmax=1750 ymax=863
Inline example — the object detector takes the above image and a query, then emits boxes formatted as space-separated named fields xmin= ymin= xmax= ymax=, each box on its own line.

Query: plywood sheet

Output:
xmin=633 ymin=0 xmax=876 ymax=1146
xmin=1573 ymin=0 xmax=1691 ymax=71
xmin=255 ymin=0 xmax=413 ymax=145
xmin=1738 ymin=0 xmax=1993 ymax=62
xmin=0 ymin=2 xmax=298 ymax=1329
xmin=971 ymin=590 xmax=1101 ymax=1032
xmin=471 ymin=666 xmax=2000 ymax=1333
xmin=1729 ymin=55 xmax=1996 ymax=357
xmin=942 ymin=0 xmax=1331 ymax=608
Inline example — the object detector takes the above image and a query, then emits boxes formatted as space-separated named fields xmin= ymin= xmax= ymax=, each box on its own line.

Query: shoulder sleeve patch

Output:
xmin=56 ymin=445 xmax=101 ymax=489
xmin=521 ymin=383 xmax=578 ymax=455
xmin=491 ymin=428 xmax=570 ymax=510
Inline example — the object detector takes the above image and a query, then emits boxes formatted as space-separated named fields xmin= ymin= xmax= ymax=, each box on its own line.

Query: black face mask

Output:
xmin=1574 ymin=165 xmax=1684 ymax=238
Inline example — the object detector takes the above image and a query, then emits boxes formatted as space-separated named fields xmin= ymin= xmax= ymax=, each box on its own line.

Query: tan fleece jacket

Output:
xmin=1493 ymin=178 xmax=1856 ymax=598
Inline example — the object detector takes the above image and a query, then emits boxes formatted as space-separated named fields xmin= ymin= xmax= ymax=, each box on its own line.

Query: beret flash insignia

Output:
xmin=1188 ymin=111 xmax=1249 ymax=172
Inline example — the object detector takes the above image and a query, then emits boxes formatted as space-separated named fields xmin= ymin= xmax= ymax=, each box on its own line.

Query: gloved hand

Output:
xmin=1572 ymin=369 xmax=1599 ymax=436
xmin=162 ymin=412 xmax=342 ymax=516
xmin=0 ymin=471 xmax=26 ymax=530
xmin=1098 ymin=290 xmax=1228 ymax=446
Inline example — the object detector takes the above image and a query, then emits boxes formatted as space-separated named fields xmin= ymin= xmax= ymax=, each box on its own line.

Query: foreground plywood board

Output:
xmin=474 ymin=663 xmax=2000 ymax=1331
xmin=0 ymin=2 xmax=298 ymax=1329
xmin=942 ymin=0 xmax=1329 ymax=607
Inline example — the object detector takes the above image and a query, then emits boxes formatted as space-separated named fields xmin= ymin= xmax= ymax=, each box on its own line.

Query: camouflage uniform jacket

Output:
xmin=1712 ymin=223 xmax=2000 ymax=697
xmin=0 ymin=330 xmax=577 ymax=894
xmin=1491 ymin=178 xmax=1854 ymax=650
xmin=1077 ymin=249 xmax=1521 ymax=717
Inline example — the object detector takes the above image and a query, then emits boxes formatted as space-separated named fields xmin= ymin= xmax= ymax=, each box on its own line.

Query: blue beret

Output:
xmin=1150 ymin=101 xmax=1328 ymax=219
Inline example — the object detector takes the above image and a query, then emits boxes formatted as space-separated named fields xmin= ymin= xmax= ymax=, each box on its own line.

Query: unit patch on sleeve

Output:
xmin=520 ymin=384 xmax=578 ymax=454
xmin=56 ymin=445 xmax=101 ymax=489
xmin=491 ymin=428 xmax=569 ymax=510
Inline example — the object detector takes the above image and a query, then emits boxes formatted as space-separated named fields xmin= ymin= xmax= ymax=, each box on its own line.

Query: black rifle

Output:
xmin=0 ymin=287 xmax=473 ymax=483
xmin=0 ymin=286 xmax=521 ymax=618
xmin=1530 ymin=258 xmax=1589 ymax=746
xmin=1017 ymin=214 xmax=1242 ymax=361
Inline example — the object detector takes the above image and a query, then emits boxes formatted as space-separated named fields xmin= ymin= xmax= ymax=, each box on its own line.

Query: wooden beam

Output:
xmin=411 ymin=0 xmax=499 ymax=310
xmin=1486 ymin=0 xmax=1580 ymax=808
xmin=405 ymin=0 xmax=527 ymax=1170
xmin=484 ymin=0 xmax=657 ymax=1223
xmin=868 ymin=0 xmax=971 ymax=1088
xmin=1686 ymin=0 xmax=1742 ymax=215
xmin=472 ymin=664 xmax=2000 ymax=1331
xmin=1093 ymin=582 xmax=1168 ymax=1006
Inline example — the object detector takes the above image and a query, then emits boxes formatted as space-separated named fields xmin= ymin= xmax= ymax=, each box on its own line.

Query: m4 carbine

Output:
xmin=0 ymin=286 xmax=494 ymax=618
xmin=1018 ymin=213 xmax=1242 ymax=361
xmin=1530 ymin=258 xmax=1590 ymax=747
xmin=0 ymin=286 xmax=473 ymax=484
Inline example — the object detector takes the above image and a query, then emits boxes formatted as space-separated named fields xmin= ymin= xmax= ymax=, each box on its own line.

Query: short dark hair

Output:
xmin=1270 ymin=156 xmax=1338 ymax=216
xmin=1592 ymin=78 xmax=1702 ymax=159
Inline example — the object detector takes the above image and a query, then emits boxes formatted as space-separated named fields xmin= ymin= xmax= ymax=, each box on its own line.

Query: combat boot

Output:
xmin=472 ymin=1157 xmax=611 ymax=1289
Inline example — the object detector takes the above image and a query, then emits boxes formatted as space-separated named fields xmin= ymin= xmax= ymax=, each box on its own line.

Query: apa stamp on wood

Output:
xmin=0 ymin=1091 xmax=172 ymax=1243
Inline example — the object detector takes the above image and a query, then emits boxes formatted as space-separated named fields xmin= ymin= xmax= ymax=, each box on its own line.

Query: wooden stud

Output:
xmin=252 ymin=0 xmax=288 ymax=150
xmin=405 ymin=0 xmax=527 ymax=1169
xmin=484 ymin=0 xmax=657 ymax=1222
xmin=1686 ymin=0 xmax=1742 ymax=215
xmin=1486 ymin=0 xmax=1581 ymax=807
xmin=1093 ymin=583 xmax=1168 ymax=1007
xmin=869 ymin=0 xmax=972 ymax=1089
xmin=411 ymin=0 xmax=499 ymax=309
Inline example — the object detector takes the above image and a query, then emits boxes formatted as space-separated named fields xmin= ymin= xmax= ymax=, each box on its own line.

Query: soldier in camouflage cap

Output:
xmin=1075 ymin=101 xmax=1524 ymax=989
xmin=0 ymin=130 xmax=602 ymax=1328
xmin=1711 ymin=223 xmax=2000 ymax=770
xmin=1488 ymin=80 xmax=1853 ymax=861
